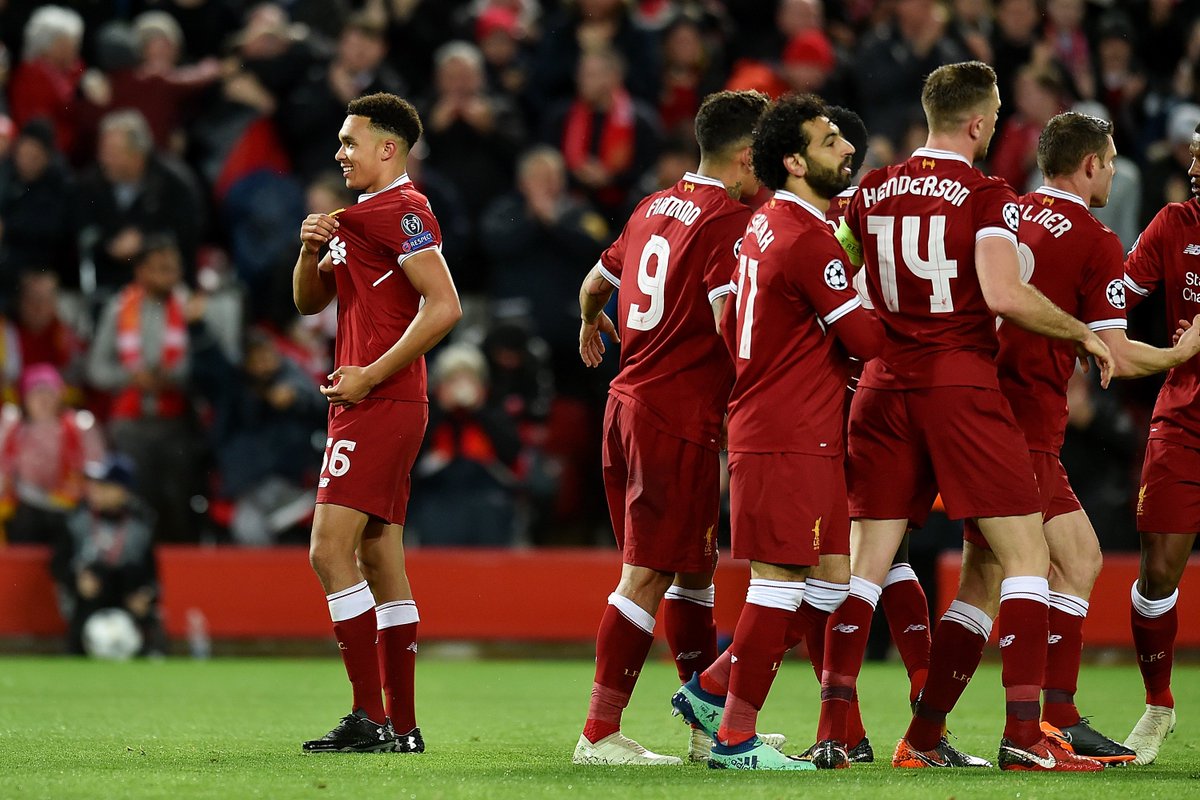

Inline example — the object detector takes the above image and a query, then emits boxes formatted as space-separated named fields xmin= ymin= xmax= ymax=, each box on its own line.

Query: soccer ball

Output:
xmin=82 ymin=608 xmax=144 ymax=660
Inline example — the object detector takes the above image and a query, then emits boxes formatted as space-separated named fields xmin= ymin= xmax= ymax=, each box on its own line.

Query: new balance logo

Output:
xmin=998 ymin=634 xmax=1015 ymax=648
xmin=1048 ymin=634 xmax=1062 ymax=644
xmin=832 ymin=624 xmax=860 ymax=634
xmin=675 ymin=651 xmax=703 ymax=661
xmin=407 ymin=642 xmax=419 ymax=654
xmin=903 ymin=624 xmax=927 ymax=633
xmin=730 ymin=654 xmax=738 ymax=663
xmin=1184 ymin=244 xmax=1200 ymax=256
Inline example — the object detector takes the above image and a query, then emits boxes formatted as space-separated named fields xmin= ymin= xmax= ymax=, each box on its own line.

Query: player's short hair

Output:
xmin=346 ymin=92 xmax=423 ymax=150
xmin=1037 ymin=112 xmax=1114 ymax=178
xmin=826 ymin=105 xmax=868 ymax=176
xmin=694 ymin=90 xmax=770 ymax=159
xmin=921 ymin=61 xmax=998 ymax=134
xmin=751 ymin=93 xmax=830 ymax=192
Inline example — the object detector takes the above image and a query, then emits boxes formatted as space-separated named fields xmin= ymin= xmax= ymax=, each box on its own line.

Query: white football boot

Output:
xmin=573 ymin=732 xmax=684 ymax=765
xmin=1123 ymin=704 xmax=1177 ymax=765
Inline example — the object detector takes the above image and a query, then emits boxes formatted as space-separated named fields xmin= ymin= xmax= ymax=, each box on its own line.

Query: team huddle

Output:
xmin=573 ymin=61 xmax=1200 ymax=772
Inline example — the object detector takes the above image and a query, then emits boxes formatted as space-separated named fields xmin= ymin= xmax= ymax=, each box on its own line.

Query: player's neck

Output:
xmin=695 ymin=158 xmax=746 ymax=199
xmin=922 ymin=134 xmax=976 ymax=164
xmin=1044 ymin=176 xmax=1091 ymax=206
xmin=362 ymin=166 xmax=410 ymax=196
xmin=782 ymin=178 xmax=831 ymax=213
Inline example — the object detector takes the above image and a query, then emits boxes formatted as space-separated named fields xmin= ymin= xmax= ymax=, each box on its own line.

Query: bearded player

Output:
xmin=294 ymin=93 xmax=461 ymax=753
xmin=571 ymin=90 xmax=770 ymax=766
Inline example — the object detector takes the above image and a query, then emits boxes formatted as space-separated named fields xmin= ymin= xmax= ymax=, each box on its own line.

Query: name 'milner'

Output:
xmin=860 ymin=175 xmax=971 ymax=208
xmin=645 ymin=195 xmax=702 ymax=225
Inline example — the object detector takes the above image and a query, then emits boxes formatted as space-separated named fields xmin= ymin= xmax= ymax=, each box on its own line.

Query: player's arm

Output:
xmin=321 ymin=249 xmax=462 ymax=405
xmin=976 ymin=236 xmax=1114 ymax=386
xmin=294 ymin=213 xmax=338 ymax=314
xmin=1098 ymin=318 xmax=1200 ymax=378
xmin=711 ymin=295 xmax=728 ymax=332
xmin=830 ymin=306 xmax=883 ymax=361
xmin=579 ymin=265 xmax=619 ymax=368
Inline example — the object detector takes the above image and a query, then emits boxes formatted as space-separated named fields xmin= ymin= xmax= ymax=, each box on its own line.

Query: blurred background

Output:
xmin=0 ymin=0 xmax=1195 ymax=658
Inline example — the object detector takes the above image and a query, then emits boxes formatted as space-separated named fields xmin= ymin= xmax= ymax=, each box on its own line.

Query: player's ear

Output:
xmin=784 ymin=152 xmax=807 ymax=178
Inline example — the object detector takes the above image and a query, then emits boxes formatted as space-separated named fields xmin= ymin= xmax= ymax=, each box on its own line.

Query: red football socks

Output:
xmin=583 ymin=595 xmax=655 ymax=742
xmin=1131 ymin=583 xmax=1179 ymax=708
xmin=998 ymin=577 xmax=1049 ymax=748
xmin=904 ymin=600 xmax=990 ymax=751
xmin=662 ymin=584 xmax=717 ymax=683
xmin=376 ymin=599 xmax=420 ymax=733
xmin=327 ymin=581 xmax=386 ymax=724
xmin=1042 ymin=593 xmax=1087 ymax=728
xmin=700 ymin=650 xmax=732 ymax=696
xmin=817 ymin=578 xmax=880 ymax=746
xmin=882 ymin=564 xmax=931 ymax=704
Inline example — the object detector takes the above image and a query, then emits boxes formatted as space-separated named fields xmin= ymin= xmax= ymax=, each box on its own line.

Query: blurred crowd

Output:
xmin=0 ymin=0 xmax=1191 ymax=551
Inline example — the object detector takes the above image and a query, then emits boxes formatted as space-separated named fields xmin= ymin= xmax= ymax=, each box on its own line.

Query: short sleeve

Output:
xmin=377 ymin=199 xmax=443 ymax=267
xmin=702 ymin=209 xmax=751 ymax=304
xmin=596 ymin=224 xmax=629 ymax=288
xmin=1124 ymin=206 xmax=1169 ymax=300
xmin=973 ymin=177 xmax=1020 ymax=246
xmin=792 ymin=230 xmax=863 ymax=329
xmin=1080 ymin=230 xmax=1128 ymax=331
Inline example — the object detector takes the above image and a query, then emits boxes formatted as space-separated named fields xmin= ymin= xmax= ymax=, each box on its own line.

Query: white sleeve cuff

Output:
xmin=1123 ymin=275 xmax=1150 ymax=297
xmin=708 ymin=284 xmax=732 ymax=304
xmin=726 ymin=280 xmax=739 ymax=296
xmin=976 ymin=227 xmax=1018 ymax=246
xmin=597 ymin=262 xmax=620 ymax=288
xmin=1087 ymin=318 xmax=1127 ymax=332
xmin=823 ymin=296 xmax=863 ymax=326
xmin=396 ymin=243 xmax=442 ymax=267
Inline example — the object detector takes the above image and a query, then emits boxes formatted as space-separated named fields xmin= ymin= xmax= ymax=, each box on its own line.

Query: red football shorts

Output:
xmin=847 ymin=386 xmax=1040 ymax=527
xmin=316 ymin=398 xmax=428 ymax=525
xmin=602 ymin=396 xmax=719 ymax=573
xmin=1136 ymin=438 xmax=1200 ymax=534
xmin=964 ymin=449 xmax=1080 ymax=548
xmin=728 ymin=451 xmax=849 ymax=566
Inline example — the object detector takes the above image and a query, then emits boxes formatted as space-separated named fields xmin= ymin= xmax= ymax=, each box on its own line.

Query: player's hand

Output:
xmin=300 ymin=213 xmax=339 ymax=255
xmin=580 ymin=312 xmax=619 ymax=368
xmin=1075 ymin=332 xmax=1113 ymax=389
xmin=321 ymin=365 xmax=375 ymax=406
xmin=1173 ymin=314 xmax=1200 ymax=358
xmin=1173 ymin=316 xmax=1195 ymax=346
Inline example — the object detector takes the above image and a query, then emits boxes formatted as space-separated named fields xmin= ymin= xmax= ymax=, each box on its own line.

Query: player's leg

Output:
xmin=1040 ymin=507 xmax=1134 ymax=762
xmin=1125 ymin=531 xmax=1193 ymax=764
xmin=881 ymin=534 xmax=930 ymax=705
xmin=896 ymin=537 xmax=996 ymax=767
xmin=358 ymin=520 xmax=423 ymax=752
xmin=303 ymin=502 xmax=392 ymax=752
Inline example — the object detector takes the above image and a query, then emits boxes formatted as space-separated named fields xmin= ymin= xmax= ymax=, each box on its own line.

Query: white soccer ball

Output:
xmin=82 ymin=608 xmax=143 ymax=660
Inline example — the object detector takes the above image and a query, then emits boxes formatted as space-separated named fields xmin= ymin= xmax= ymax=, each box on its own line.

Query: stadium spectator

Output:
xmin=1043 ymin=0 xmax=1094 ymax=101
xmin=990 ymin=0 xmax=1043 ymax=128
xmin=657 ymin=14 xmax=725 ymax=137
xmin=282 ymin=12 xmax=405 ymax=182
xmin=49 ymin=453 xmax=166 ymax=657
xmin=407 ymin=343 xmax=521 ymax=547
xmin=1093 ymin=15 xmax=1147 ymax=159
xmin=853 ymin=0 xmax=970 ymax=146
xmin=990 ymin=65 xmax=1066 ymax=191
xmin=75 ymin=109 xmax=205 ymax=292
xmin=473 ymin=3 xmax=532 ymax=110
xmin=0 ymin=364 xmax=104 ymax=545
xmin=14 ymin=271 xmax=83 ymax=388
xmin=482 ymin=146 xmax=610 ymax=372
xmin=0 ymin=118 xmax=75 ymax=290
xmin=543 ymin=47 xmax=663 ymax=223
xmin=778 ymin=29 xmax=838 ymax=97
xmin=87 ymin=235 xmax=199 ymax=542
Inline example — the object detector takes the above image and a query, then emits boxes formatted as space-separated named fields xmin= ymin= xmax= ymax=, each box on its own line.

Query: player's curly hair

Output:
xmin=347 ymin=92 xmax=423 ymax=149
xmin=750 ymin=93 xmax=830 ymax=192
xmin=694 ymin=90 xmax=770 ymax=159
xmin=1037 ymin=111 xmax=1114 ymax=178
xmin=921 ymin=61 xmax=997 ymax=134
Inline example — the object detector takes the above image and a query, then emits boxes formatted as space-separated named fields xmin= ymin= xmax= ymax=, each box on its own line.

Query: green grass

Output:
xmin=0 ymin=655 xmax=1197 ymax=799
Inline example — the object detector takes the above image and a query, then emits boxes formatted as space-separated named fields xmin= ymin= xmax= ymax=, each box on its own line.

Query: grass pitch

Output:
xmin=1 ymin=654 xmax=1197 ymax=799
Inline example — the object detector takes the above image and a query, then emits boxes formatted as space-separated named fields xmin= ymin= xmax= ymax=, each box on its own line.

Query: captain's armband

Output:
xmin=835 ymin=219 xmax=863 ymax=267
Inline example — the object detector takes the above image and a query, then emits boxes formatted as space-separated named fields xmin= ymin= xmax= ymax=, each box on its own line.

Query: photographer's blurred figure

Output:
xmin=50 ymin=454 xmax=165 ymax=656
xmin=406 ymin=344 xmax=521 ymax=546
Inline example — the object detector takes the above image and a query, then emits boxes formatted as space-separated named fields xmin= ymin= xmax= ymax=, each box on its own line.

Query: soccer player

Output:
xmin=572 ymin=90 xmax=770 ymax=766
xmin=957 ymin=111 xmax=1200 ymax=764
xmin=1121 ymin=118 xmax=1200 ymax=765
xmin=294 ymin=93 xmax=462 ymax=753
xmin=829 ymin=61 xmax=1112 ymax=772
xmin=672 ymin=94 xmax=882 ymax=771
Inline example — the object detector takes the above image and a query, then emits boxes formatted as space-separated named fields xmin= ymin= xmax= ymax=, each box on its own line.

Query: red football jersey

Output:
xmin=1124 ymin=198 xmax=1200 ymax=448
xmin=727 ymin=191 xmax=864 ymax=455
xmin=328 ymin=174 xmax=443 ymax=403
xmin=846 ymin=147 xmax=1021 ymax=389
xmin=599 ymin=172 xmax=748 ymax=449
xmin=998 ymin=187 xmax=1127 ymax=453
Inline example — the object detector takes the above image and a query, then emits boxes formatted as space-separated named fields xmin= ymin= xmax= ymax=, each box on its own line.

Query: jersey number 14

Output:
xmin=866 ymin=215 xmax=958 ymax=313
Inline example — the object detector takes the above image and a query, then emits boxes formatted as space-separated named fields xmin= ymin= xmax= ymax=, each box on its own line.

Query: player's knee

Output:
xmin=1049 ymin=541 xmax=1102 ymax=591
xmin=1141 ymin=556 xmax=1185 ymax=599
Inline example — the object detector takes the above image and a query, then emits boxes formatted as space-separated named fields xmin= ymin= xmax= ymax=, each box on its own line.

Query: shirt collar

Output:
xmin=911 ymin=147 xmax=972 ymax=167
xmin=358 ymin=173 xmax=411 ymax=202
xmin=682 ymin=171 xmax=726 ymax=189
xmin=1034 ymin=185 xmax=1088 ymax=208
xmin=772 ymin=189 xmax=825 ymax=221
